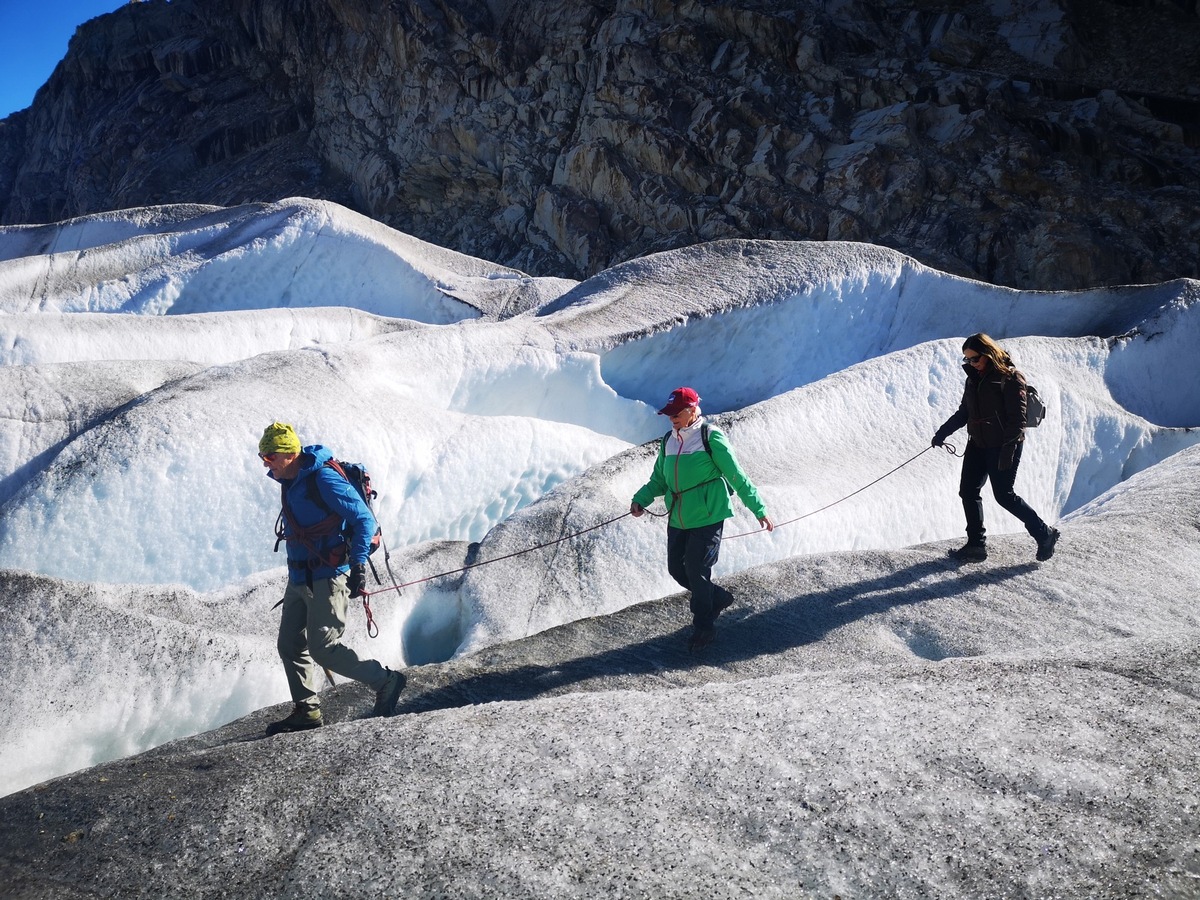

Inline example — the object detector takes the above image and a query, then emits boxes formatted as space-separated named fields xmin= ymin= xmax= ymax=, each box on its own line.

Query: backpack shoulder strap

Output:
xmin=702 ymin=424 xmax=735 ymax=494
xmin=275 ymin=464 xmax=346 ymax=559
xmin=304 ymin=459 xmax=345 ymax=513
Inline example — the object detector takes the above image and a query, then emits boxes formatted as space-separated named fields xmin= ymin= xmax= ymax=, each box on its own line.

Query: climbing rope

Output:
xmin=723 ymin=442 xmax=961 ymax=539
xmin=360 ymin=441 xmax=961 ymax=599
xmin=361 ymin=511 xmax=641 ymax=598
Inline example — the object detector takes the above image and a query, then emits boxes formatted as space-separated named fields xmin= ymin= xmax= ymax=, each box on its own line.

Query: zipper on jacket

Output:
xmin=671 ymin=431 xmax=683 ymax=527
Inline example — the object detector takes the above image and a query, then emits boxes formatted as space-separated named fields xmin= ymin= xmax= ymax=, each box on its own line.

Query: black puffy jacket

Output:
xmin=934 ymin=364 xmax=1028 ymax=449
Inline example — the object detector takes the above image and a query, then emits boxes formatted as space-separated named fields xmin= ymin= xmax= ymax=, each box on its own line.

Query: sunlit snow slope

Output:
xmin=1 ymin=198 xmax=1197 ymax=798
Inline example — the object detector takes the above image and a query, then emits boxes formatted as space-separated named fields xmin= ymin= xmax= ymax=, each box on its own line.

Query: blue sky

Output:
xmin=0 ymin=0 xmax=125 ymax=119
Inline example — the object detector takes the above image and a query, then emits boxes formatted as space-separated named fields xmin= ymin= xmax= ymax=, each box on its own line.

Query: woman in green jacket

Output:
xmin=631 ymin=387 xmax=773 ymax=651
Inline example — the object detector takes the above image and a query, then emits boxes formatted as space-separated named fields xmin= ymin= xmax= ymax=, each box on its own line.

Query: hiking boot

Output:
xmin=714 ymin=591 xmax=735 ymax=618
xmin=265 ymin=704 xmax=323 ymax=736
xmin=373 ymin=669 xmax=405 ymax=718
xmin=949 ymin=542 xmax=988 ymax=562
xmin=1036 ymin=527 xmax=1060 ymax=562
xmin=688 ymin=625 xmax=716 ymax=652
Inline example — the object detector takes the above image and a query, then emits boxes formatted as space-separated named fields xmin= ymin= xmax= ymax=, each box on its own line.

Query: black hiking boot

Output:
xmin=1036 ymin=527 xmax=1060 ymax=562
xmin=688 ymin=624 xmax=716 ymax=652
xmin=266 ymin=704 xmax=323 ymax=736
xmin=373 ymin=669 xmax=405 ymax=717
xmin=949 ymin=542 xmax=988 ymax=562
xmin=714 ymin=591 xmax=735 ymax=618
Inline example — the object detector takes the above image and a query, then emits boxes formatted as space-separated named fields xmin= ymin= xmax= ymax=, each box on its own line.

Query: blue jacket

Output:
xmin=272 ymin=445 xmax=376 ymax=583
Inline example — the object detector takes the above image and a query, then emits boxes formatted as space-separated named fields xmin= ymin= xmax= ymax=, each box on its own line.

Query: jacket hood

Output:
xmin=265 ymin=444 xmax=334 ymax=483
xmin=296 ymin=444 xmax=333 ymax=477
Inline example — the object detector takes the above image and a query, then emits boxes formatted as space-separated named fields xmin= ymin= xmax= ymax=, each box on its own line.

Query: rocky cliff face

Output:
xmin=1 ymin=0 xmax=1198 ymax=289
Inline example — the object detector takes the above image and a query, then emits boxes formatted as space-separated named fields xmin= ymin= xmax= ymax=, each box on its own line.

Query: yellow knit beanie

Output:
xmin=259 ymin=422 xmax=301 ymax=456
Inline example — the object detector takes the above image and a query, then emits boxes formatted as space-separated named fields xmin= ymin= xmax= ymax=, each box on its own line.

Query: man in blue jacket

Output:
xmin=259 ymin=422 xmax=404 ymax=735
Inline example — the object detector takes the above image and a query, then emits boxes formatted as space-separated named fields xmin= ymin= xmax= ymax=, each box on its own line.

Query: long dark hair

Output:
xmin=963 ymin=333 xmax=1016 ymax=376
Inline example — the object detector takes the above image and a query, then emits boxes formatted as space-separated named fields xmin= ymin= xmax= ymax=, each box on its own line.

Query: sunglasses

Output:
xmin=963 ymin=354 xmax=984 ymax=364
xmin=259 ymin=452 xmax=281 ymax=462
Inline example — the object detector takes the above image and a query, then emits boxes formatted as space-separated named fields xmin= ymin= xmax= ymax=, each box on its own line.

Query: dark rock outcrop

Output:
xmin=1 ymin=0 xmax=1198 ymax=290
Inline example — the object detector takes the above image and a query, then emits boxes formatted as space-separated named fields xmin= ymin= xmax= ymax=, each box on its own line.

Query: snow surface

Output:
xmin=1 ymin=199 xmax=1198 ymax=896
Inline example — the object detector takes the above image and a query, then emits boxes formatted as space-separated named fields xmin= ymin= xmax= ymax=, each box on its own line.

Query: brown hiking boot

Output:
xmin=265 ymin=704 xmax=323 ymax=736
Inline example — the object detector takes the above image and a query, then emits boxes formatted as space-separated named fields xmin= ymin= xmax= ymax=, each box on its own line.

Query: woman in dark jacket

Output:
xmin=932 ymin=333 xmax=1059 ymax=562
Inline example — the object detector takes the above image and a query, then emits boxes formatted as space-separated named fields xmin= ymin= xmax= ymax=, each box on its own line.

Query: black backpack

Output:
xmin=1025 ymin=384 xmax=1046 ymax=428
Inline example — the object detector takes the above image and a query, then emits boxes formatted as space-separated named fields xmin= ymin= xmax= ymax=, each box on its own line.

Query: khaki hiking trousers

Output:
xmin=277 ymin=573 xmax=389 ymax=707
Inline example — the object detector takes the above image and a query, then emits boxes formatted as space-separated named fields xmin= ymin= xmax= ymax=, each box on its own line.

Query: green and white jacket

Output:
xmin=632 ymin=417 xmax=768 ymax=530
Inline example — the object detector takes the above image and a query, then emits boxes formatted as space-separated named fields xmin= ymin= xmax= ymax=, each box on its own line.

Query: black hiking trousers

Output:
xmin=666 ymin=521 xmax=732 ymax=628
xmin=959 ymin=441 xmax=1050 ymax=545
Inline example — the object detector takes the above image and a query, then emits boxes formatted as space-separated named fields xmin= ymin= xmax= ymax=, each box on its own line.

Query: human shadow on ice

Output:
xmin=216 ymin=554 xmax=1037 ymax=743
xmin=379 ymin=556 xmax=1037 ymax=717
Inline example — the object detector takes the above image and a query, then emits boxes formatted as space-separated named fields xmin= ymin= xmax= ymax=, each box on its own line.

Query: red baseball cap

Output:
xmin=658 ymin=387 xmax=700 ymax=416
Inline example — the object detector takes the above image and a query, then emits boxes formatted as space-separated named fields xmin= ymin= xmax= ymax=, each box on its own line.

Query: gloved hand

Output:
xmin=931 ymin=434 xmax=945 ymax=448
xmin=998 ymin=443 xmax=1016 ymax=471
xmin=347 ymin=563 xmax=366 ymax=598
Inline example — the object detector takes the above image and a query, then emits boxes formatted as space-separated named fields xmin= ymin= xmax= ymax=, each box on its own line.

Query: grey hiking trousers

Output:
xmin=277 ymin=573 xmax=389 ymax=708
